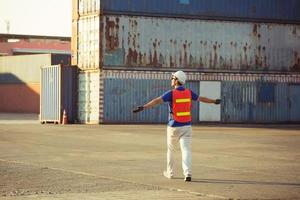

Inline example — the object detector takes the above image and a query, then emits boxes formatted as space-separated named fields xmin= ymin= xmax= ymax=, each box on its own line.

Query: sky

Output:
xmin=0 ymin=0 xmax=72 ymax=37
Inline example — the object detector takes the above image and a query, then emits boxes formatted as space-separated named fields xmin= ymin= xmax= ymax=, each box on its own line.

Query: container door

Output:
xmin=40 ymin=65 xmax=61 ymax=123
xmin=199 ymin=81 xmax=221 ymax=122
xmin=78 ymin=71 xmax=99 ymax=124
xmin=289 ymin=85 xmax=300 ymax=122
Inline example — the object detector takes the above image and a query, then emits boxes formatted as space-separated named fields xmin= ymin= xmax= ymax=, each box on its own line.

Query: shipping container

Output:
xmin=76 ymin=15 xmax=100 ymax=70
xmin=98 ymin=70 xmax=300 ymax=124
xmin=76 ymin=0 xmax=300 ymax=24
xmin=72 ymin=0 xmax=300 ymax=124
xmin=40 ymin=65 xmax=78 ymax=123
xmin=78 ymin=70 xmax=100 ymax=124
xmin=101 ymin=15 xmax=300 ymax=72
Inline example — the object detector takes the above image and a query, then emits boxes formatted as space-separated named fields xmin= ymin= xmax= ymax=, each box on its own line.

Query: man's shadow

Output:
xmin=173 ymin=177 xmax=300 ymax=186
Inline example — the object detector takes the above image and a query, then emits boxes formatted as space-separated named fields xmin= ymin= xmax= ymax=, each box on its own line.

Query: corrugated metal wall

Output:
xmin=77 ymin=16 xmax=100 ymax=70
xmin=289 ymin=85 xmax=300 ymax=122
xmin=40 ymin=65 xmax=78 ymax=123
xmin=222 ymin=81 xmax=294 ymax=123
xmin=72 ymin=1 xmax=300 ymax=71
xmin=40 ymin=65 xmax=61 ymax=123
xmin=102 ymin=15 xmax=300 ymax=72
xmin=100 ymin=69 xmax=208 ymax=124
xmin=103 ymin=77 xmax=199 ymax=123
xmin=78 ymin=71 xmax=100 ymax=124
xmin=100 ymin=70 xmax=300 ymax=124
xmin=100 ymin=0 xmax=300 ymax=24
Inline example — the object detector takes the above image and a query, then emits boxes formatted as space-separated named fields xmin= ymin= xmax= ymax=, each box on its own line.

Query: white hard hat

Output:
xmin=172 ymin=70 xmax=186 ymax=84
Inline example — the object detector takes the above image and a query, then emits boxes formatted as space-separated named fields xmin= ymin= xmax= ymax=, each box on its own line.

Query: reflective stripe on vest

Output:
xmin=176 ymin=111 xmax=191 ymax=117
xmin=175 ymin=98 xmax=191 ymax=103
xmin=172 ymin=89 xmax=192 ymax=123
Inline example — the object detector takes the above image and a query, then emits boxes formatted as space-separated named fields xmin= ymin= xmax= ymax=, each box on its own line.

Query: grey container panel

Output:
xmin=40 ymin=65 xmax=61 ymax=123
xmin=222 ymin=81 xmax=293 ymax=123
xmin=101 ymin=70 xmax=300 ymax=123
xmin=103 ymin=78 xmax=199 ymax=123
xmin=103 ymin=15 xmax=300 ymax=72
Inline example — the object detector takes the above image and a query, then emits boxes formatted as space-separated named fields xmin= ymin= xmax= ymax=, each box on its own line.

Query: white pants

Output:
xmin=166 ymin=125 xmax=192 ymax=177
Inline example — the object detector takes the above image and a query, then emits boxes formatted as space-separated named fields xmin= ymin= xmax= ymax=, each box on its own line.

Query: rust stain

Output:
xmin=138 ymin=52 xmax=142 ymax=65
xmin=152 ymin=39 xmax=158 ymax=66
xmin=255 ymin=45 xmax=263 ymax=68
xmin=183 ymin=41 xmax=188 ymax=68
xmin=253 ymin=24 xmax=261 ymax=39
xmin=213 ymin=42 xmax=218 ymax=68
xmin=105 ymin=17 xmax=119 ymax=51
xmin=209 ymin=41 xmax=213 ymax=69
xmin=253 ymin=24 xmax=258 ymax=36
xmin=291 ymin=51 xmax=300 ymax=71
xmin=99 ymin=15 xmax=104 ymax=66
xmin=243 ymin=43 xmax=249 ymax=69
xmin=199 ymin=57 xmax=204 ymax=68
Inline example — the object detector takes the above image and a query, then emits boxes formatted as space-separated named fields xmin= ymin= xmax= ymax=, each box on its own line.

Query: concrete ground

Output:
xmin=0 ymin=115 xmax=300 ymax=199
xmin=0 ymin=113 xmax=39 ymax=124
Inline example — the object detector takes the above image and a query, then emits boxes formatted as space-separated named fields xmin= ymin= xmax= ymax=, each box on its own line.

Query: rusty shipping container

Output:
xmin=72 ymin=14 xmax=300 ymax=72
xmin=102 ymin=15 xmax=300 ymax=72
xmin=76 ymin=0 xmax=300 ymax=24
xmin=100 ymin=70 xmax=300 ymax=124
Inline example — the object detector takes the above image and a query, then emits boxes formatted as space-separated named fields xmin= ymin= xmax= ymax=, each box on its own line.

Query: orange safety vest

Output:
xmin=172 ymin=89 xmax=192 ymax=123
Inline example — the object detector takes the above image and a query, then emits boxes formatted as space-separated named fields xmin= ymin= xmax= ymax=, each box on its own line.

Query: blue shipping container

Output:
xmin=101 ymin=70 xmax=300 ymax=124
xmin=99 ymin=0 xmax=300 ymax=24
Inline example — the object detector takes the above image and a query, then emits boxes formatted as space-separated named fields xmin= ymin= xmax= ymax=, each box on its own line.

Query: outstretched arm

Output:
xmin=132 ymin=97 xmax=164 ymax=113
xmin=143 ymin=97 xmax=164 ymax=109
xmin=198 ymin=96 xmax=221 ymax=104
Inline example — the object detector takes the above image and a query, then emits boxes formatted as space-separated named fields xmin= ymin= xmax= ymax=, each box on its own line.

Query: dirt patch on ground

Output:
xmin=0 ymin=161 xmax=160 ymax=198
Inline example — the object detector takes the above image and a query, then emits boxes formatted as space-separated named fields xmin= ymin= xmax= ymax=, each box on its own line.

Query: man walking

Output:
xmin=133 ymin=70 xmax=221 ymax=182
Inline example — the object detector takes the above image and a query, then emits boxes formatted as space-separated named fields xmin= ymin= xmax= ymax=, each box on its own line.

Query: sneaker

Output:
xmin=163 ymin=171 xmax=173 ymax=179
xmin=184 ymin=176 xmax=192 ymax=182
